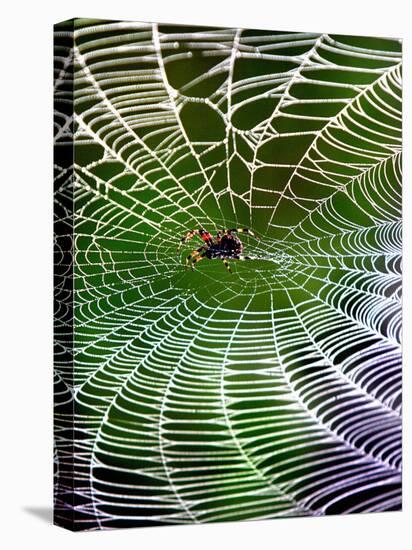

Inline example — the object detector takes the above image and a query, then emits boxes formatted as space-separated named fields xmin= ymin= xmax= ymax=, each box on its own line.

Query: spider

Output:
xmin=179 ymin=228 xmax=257 ymax=273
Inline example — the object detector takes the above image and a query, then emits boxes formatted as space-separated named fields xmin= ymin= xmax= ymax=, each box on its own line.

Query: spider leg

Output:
xmin=226 ymin=228 xmax=258 ymax=238
xmin=192 ymin=252 xmax=207 ymax=268
xmin=186 ymin=246 xmax=207 ymax=270
xmin=179 ymin=228 xmax=215 ymax=250
xmin=179 ymin=229 xmax=202 ymax=250
xmin=233 ymin=254 xmax=254 ymax=260
xmin=222 ymin=258 xmax=232 ymax=274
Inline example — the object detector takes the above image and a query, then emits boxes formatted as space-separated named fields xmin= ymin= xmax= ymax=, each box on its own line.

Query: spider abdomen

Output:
xmin=206 ymin=234 xmax=243 ymax=259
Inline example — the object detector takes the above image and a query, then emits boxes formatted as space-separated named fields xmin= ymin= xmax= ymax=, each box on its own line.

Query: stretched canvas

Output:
xmin=53 ymin=18 xmax=402 ymax=531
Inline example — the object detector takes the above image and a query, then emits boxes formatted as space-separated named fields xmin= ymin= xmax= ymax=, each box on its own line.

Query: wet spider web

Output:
xmin=54 ymin=19 xmax=402 ymax=529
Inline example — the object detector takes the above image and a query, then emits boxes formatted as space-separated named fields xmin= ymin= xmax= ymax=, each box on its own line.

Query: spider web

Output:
xmin=54 ymin=19 xmax=402 ymax=529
